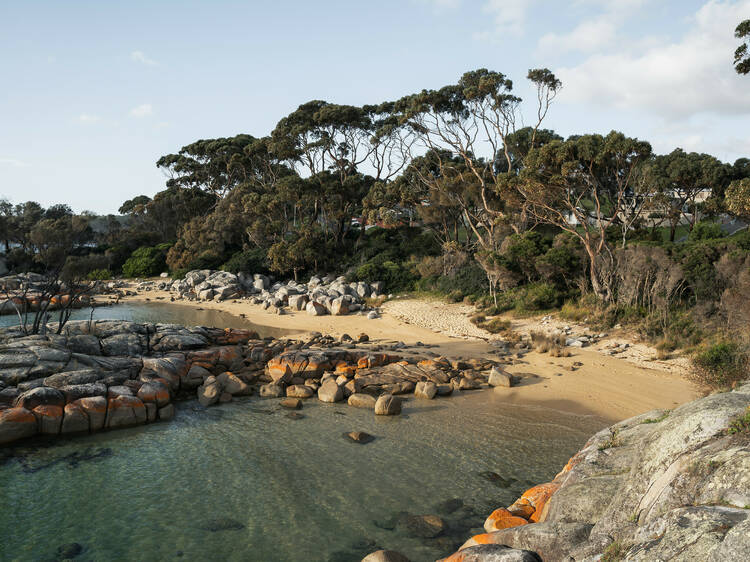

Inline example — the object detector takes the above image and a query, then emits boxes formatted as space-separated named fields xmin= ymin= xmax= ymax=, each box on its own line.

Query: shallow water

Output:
xmin=0 ymin=301 xmax=297 ymax=339
xmin=0 ymin=391 xmax=605 ymax=562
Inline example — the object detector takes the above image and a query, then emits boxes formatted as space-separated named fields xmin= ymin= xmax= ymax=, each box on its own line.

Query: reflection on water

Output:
xmin=0 ymin=391 xmax=606 ymax=562
xmin=0 ymin=301 xmax=297 ymax=339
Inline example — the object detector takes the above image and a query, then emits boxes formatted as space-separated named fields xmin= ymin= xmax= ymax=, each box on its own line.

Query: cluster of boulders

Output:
xmin=438 ymin=381 xmax=750 ymax=561
xmin=0 ymin=320 xmax=280 ymax=445
xmin=0 ymin=319 xmax=518 ymax=445
xmin=253 ymin=349 xmax=512 ymax=416
xmin=166 ymin=270 xmax=385 ymax=317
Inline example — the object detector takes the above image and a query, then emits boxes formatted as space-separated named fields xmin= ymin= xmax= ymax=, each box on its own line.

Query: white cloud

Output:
xmin=0 ymin=158 xmax=28 ymax=168
xmin=538 ymin=0 xmax=647 ymax=55
xmin=557 ymin=0 xmax=750 ymax=120
xmin=482 ymin=0 xmax=530 ymax=35
xmin=539 ymin=15 xmax=617 ymax=54
xmin=129 ymin=103 xmax=154 ymax=118
xmin=78 ymin=113 xmax=100 ymax=123
xmin=130 ymin=50 xmax=158 ymax=66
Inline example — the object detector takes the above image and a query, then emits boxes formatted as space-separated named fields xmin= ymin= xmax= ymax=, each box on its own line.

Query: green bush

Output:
xmin=122 ymin=245 xmax=170 ymax=278
xmin=418 ymin=261 xmax=488 ymax=298
xmin=87 ymin=269 xmax=112 ymax=281
xmin=221 ymin=248 xmax=269 ymax=274
xmin=352 ymin=257 xmax=418 ymax=292
xmin=691 ymin=341 xmax=748 ymax=389
xmin=518 ymin=282 xmax=562 ymax=311
xmin=689 ymin=221 xmax=725 ymax=241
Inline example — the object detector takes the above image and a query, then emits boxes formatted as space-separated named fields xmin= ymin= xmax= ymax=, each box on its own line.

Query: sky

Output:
xmin=1 ymin=0 xmax=749 ymax=214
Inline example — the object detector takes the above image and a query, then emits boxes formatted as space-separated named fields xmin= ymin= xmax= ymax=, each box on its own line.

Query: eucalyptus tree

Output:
xmin=156 ymin=134 xmax=259 ymax=199
xmin=270 ymin=101 xmax=407 ymax=245
xmin=735 ymin=19 xmax=750 ymax=75
xmin=646 ymin=149 xmax=730 ymax=241
xmin=391 ymin=68 xmax=562 ymax=248
xmin=520 ymin=131 xmax=652 ymax=301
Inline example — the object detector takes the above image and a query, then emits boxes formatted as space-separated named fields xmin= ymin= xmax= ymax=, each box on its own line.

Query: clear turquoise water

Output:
xmin=0 ymin=391 xmax=605 ymax=562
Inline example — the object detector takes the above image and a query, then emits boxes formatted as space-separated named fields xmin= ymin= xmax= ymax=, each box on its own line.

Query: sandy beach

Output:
xmin=113 ymin=287 xmax=700 ymax=423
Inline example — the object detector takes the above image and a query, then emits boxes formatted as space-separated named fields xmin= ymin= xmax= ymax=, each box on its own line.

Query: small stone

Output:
xmin=343 ymin=431 xmax=375 ymax=444
xmin=280 ymin=397 xmax=302 ymax=410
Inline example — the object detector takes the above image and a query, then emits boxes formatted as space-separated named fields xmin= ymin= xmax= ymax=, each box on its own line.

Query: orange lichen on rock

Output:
xmin=520 ymin=481 xmax=560 ymax=522
xmin=32 ymin=405 xmax=64 ymax=435
xmin=507 ymin=497 xmax=535 ymax=520
xmin=483 ymin=508 xmax=529 ymax=532
xmin=335 ymin=364 xmax=357 ymax=376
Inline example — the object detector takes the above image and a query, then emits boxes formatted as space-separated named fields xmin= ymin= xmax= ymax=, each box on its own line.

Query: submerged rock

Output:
xmin=198 ymin=517 xmax=246 ymax=532
xmin=55 ymin=542 xmax=84 ymax=559
xmin=398 ymin=514 xmax=447 ymax=538
xmin=344 ymin=431 xmax=375 ymax=444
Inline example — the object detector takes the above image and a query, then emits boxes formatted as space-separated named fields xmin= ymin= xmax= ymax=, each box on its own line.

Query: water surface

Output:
xmin=0 ymin=391 xmax=605 ymax=562
xmin=0 ymin=301 xmax=296 ymax=339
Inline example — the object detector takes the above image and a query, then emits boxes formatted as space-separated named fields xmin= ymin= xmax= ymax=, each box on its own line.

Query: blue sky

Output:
xmin=1 ymin=0 xmax=749 ymax=214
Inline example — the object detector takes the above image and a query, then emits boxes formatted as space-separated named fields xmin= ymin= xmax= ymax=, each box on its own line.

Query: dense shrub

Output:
xmin=691 ymin=341 xmax=748 ymax=389
xmin=122 ymin=244 xmax=171 ymax=278
xmin=86 ymin=269 xmax=112 ymax=281
xmin=352 ymin=257 xmax=418 ymax=292
xmin=689 ymin=221 xmax=725 ymax=241
xmin=518 ymin=282 xmax=562 ymax=311
xmin=221 ymin=248 xmax=269 ymax=274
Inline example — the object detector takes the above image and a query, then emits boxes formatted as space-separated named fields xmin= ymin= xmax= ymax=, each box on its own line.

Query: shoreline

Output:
xmin=117 ymin=286 xmax=699 ymax=423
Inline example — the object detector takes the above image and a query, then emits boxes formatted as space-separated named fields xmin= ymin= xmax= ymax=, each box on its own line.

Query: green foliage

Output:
xmin=691 ymin=341 xmax=749 ymax=389
xmin=353 ymin=257 xmax=418 ymax=292
xmin=122 ymin=245 xmax=170 ymax=278
xmin=220 ymin=248 xmax=269 ymax=274
xmin=689 ymin=221 xmax=725 ymax=241
xmin=727 ymin=407 xmax=750 ymax=435
xmin=86 ymin=269 xmax=112 ymax=281
xmin=416 ymin=261 xmax=488 ymax=298
xmin=518 ymin=282 xmax=562 ymax=311
xmin=642 ymin=411 xmax=671 ymax=424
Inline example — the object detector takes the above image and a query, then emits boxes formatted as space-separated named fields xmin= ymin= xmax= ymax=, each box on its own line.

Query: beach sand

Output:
xmin=117 ymin=288 xmax=699 ymax=423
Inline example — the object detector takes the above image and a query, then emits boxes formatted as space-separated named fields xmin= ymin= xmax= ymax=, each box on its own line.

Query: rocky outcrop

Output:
xmin=166 ymin=270 xmax=385 ymax=317
xmin=2 ymin=320 xmax=505 ymax=447
xmin=0 ymin=320 xmax=280 ymax=445
xmin=441 ymin=382 xmax=750 ymax=561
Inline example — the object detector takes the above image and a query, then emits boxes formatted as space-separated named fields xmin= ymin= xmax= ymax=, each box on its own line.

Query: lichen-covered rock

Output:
xmin=14 ymin=386 xmax=65 ymax=410
xmin=105 ymin=395 xmax=147 ymax=428
xmin=61 ymin=401 xmax=90 ymax=434
xmin=32 ymin=404 xmax=63 ymax=435
xmin=440 ymin=544 xmax=542 ymax=562
xmin=484 ymin=508 xmax=529 ymax=532
xmin=0 ymin=407 xmax=37 ymax=444
xmin=78 ymin=396 xmax=107 ymax=431
xmin=445 ymin=385 xmax=750 ymax=562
